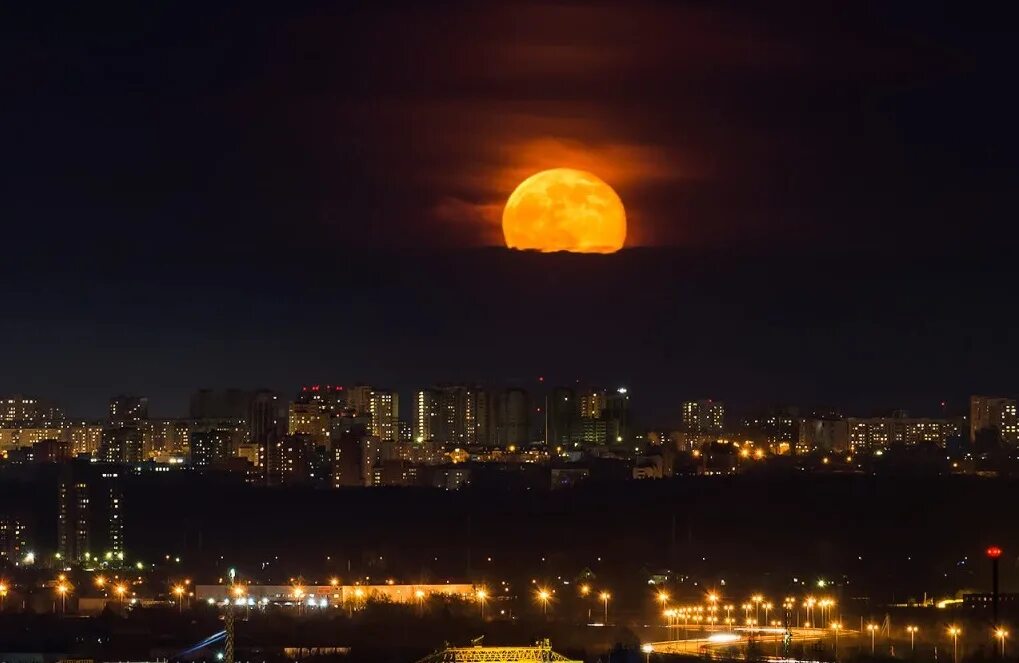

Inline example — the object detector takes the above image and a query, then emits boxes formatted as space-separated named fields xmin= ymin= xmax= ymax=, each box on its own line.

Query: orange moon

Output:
xmin=502 ymin=168 xmax=626 ymax=253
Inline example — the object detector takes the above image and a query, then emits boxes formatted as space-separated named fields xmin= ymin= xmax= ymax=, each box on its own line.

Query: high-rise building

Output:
xmin=331 ymin=429 xmax=374 ymax=487
xmin=414 ymin=389 xmax=441 ymax=442
xmin=682 ymin=400 xmax=725 ymax=435
xmin=249 ymin=390 xmax=283 ymax=446
xmin=0 ymin=395 xmax=64 ymax=425
xmin=369 ymin=389 xmax=399 ymax=442
xmin=0 ymin=516 xmax=28 ymax=564
xmin=67 ymin=421 xmax=104 ymax=456
xmin=99 ymin=427 xmax=144 ymax=464
xmin=295 ymin=385 xmax=347 ymax=414
xmin=57 ymin=462 xmax=124 ymax=565
xmin=267 ymin=434 xmax=316 ymax=486
xmin=970 ymin=396 xmax=1018 ymax=446
xmin=142 ymin=419 xmax=190 ymax=457
xmin=797 ymin=419 xmax=849 ymax=453
xmin=546 ymin=387 xmax=577 ymax=447
xmin=433 ymin=384 xmax=488 ymax=446
xmin=578 ymin=389 xmax=607 ymax=419
xmin=287 ymin=402 xmax=330 ymax=446
xmin=494 ymin=388 xmax=530 ymax=447
xmin=108 ymin=395 xmax=148 ymax=427
xmin=189 ymin=429 xmax=235 ymax=467
xmin=604 ymin=388 xmax=631 ymax=444
xmin=348 ymin=384 xmax=373 ymax=417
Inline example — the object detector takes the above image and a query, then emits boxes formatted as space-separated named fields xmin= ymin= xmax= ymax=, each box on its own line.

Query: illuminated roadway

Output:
xmin=648 ymin=627 xmax=855 ymax=657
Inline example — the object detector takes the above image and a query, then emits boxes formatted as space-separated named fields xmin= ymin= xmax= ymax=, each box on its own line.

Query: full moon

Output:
xmin=502 ymin=168 xmax=626 ymax=253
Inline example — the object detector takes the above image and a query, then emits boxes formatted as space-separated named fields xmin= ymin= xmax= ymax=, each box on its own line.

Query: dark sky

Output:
xmin=2 ymin=2 xmax=1017 ymax=424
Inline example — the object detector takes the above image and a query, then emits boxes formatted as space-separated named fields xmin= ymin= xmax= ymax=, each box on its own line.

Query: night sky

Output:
xmin=2 ymin=2 xmax=1017 ymax=424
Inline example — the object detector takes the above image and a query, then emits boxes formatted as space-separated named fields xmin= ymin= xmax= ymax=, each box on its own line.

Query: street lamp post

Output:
xmin=600 ymin=592 xmax=611 ymax=624
xmin=641 ymin=644 xmax=653 ymax=663
xmin=949 ymin=626 xmax=961 ymax=663
xmin=831 ymin=622 xmax=842 ymax=662
xmin=57 ymin=584 xmax=68 ymax=613
xmin=476 ymin=589 xmax=487 ymax=620
xmin=0 ymin=582 xmax=7 ymax=610
xmin=173 ymin=585 xmax=185 ymax=612
xmin=867 ymin=624 xmax=879 ymax=654
xmin=996 ymin=629 xmax=1008 ymax=658
xmin=906 ymin=626 xmax=918 ymax=654
xmin=537 ymin=589 xmax=550 ymax=617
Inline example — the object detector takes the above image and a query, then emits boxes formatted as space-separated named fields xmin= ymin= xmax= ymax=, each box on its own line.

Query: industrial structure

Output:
xmin=416 ymin=640 xmax=580 ymax=663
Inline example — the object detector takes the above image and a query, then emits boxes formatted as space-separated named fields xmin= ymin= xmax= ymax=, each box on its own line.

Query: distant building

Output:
xmin=798 ymin=419 xmax=849 ymax=454
xmin=493 ymin=388 xmax=530 ymax=447
xmin=58 ymin=462 xmax=124 ymax=565
xmin=418 ymin=384 xmax=489 ymax=446
xmin=347 ymin=384 xmax=374 ymax=417
xmin=0 ymin=516 xmax=28 ymax=563
xmin=604 ymin=388 xmax=631 ymax=444
xmin=108 ymin=395 xmax=148 ymax=427
xmin=142 ymin=419 xmax=190 ymax=458
xmin=267 ymin=434 xmax=316 ymax=486
xmin=99 ymin=427 xmax=144 ymax=464
xmin=249 ymin=390 xmax=283 ymax=446
xmin=682 ymin=400 xmax=725 ymax=436
xmin=847 ymin=414 xmax=962 ymax=451
xmin=189 ymin=428 xmax=234 ymax=467
xmin=970 ymin=396 xmax=1018 ymax=446
xmin=414 ymin=389 xmax=441 ymax=442
xmin=369 ymin=389 xmax=399 ymax=442
xmin=0 ymin=395 xmax=64 ymax=425
xmin=546 ymin=387 xmax=577 ymax=446
xmin=288 ymin=402 xmax=330 ymax=446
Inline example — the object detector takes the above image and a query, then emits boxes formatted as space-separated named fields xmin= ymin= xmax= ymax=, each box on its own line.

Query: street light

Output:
xmin=906 ymin=626 xmax=918 ymax=653
xmin=56 ymin=583 xmax=69 ymax=613
xmin=0 ymin=582 xmax=7 ymax=610
xmin=579 ymin=584 xmax=591 ymax=597
xmin=641 ymin=643 xmax=653 ymax=663
xmin=600 ymin=591 xmax=611 ymax=624
xmin=657 ymin=591 xmax=670 ymax=609
xmin=476 ymin=589 xmax=488 ymax=619
xmin=537 ymin=589 xmax=551 ymax=617
xmin=948 ymin=626 xmax=961 ymax=663
xmin=763 ymin=602 xmax=773 ymax=625
xmin=173 ymin=585 xmax=186 ymax=612
xmin=996 ymin=628 xmax=1008 ymax=658
xmin=831 ymin=622 xmax=842 ymax=661
xmin=866 ymin=624 xmax=879 ymax=654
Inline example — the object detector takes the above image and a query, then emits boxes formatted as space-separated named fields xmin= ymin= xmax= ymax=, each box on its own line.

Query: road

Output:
xmin=648 ymin=627 xmax=853 ymax=657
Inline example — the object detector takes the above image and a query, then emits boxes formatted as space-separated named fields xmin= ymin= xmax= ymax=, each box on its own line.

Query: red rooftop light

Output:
xmin=987 ymin=546 xmax=1003 ymax=559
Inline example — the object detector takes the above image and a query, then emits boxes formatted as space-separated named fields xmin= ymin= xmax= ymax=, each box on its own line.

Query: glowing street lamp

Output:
xmin=114 ymin=583 xmax=128 ymax=604
xmin=537 ymin=589 xmax=551 ymax=616
xmin=56 ymin=583 xmax=69 ymax=613
xmin=579 ymin=584 xmax=591 ymax=597
xmin=476 ymin=589 xmax=488 ymax=619
xmin=866 ymin=624 xmax=879 ymax=654
xmin=763 ymin=602 xmax=773 ymax=624
xmin=94 ymin=575 xmax=106 ymax=589
xmin=948 ymin=626 xmax=961 ymax=663
xmin=906 ymin=626 xmax=919 ymax=653
xmin=831 ymin=622 xmax=842 ymax=661
xmin=173 ymin=585 xmax=186 ymax=612
xmin=996 ymin=628 xmax=1008 ymax=657
xmin=657 ymin=591 xmax=670 ymax=610
xmin=641 ymin=643 xmax=653 ymax=663
xmin=600 ymin=591 xmax=611 ymax=624
xmin=0 ymin=582 xmax=8 ymax=610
